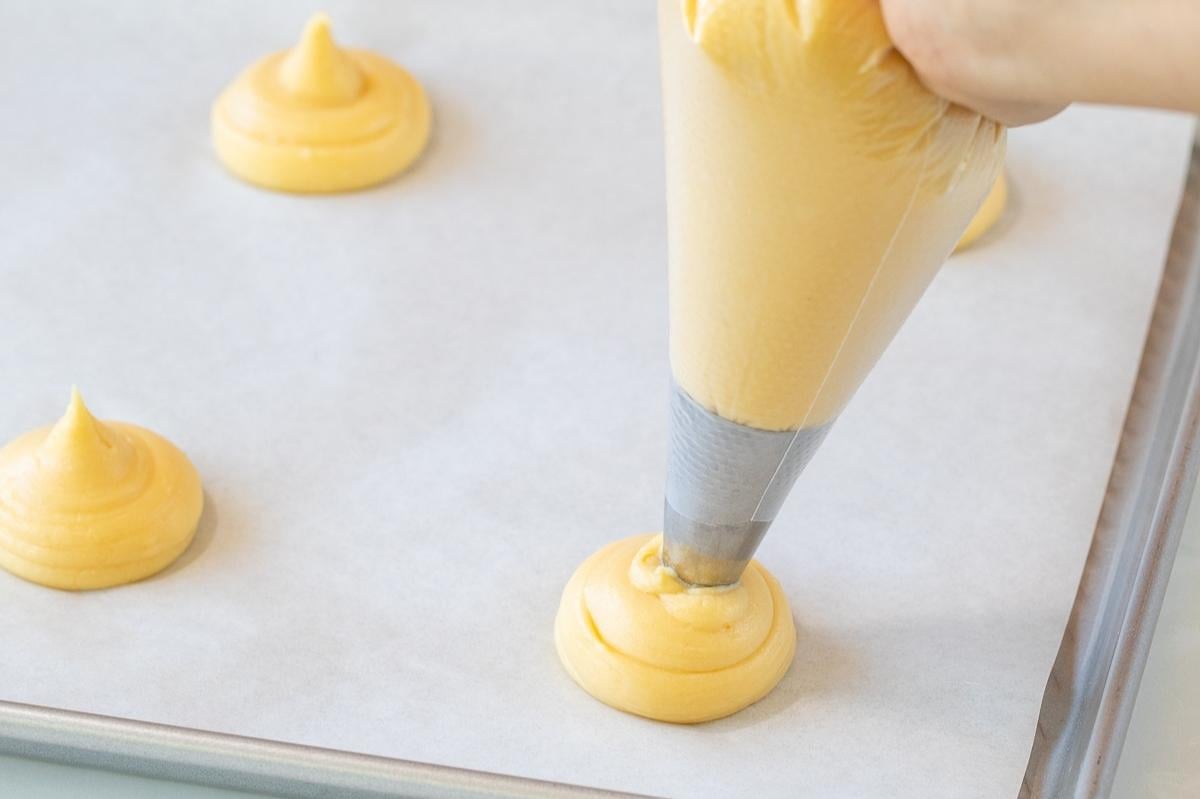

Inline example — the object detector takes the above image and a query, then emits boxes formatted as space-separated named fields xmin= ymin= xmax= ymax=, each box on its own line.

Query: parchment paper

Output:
xmin=0 ymin=2 xmax=1194 ymax=797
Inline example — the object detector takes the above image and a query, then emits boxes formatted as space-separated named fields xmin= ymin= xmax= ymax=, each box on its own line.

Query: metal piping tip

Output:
xmin=663 ymin=383 xmax=831 ymax=586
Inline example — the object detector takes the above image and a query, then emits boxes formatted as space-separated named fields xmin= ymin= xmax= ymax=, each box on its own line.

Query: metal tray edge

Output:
xmin=1021 ymin=124 xmax=1200 ymax=799
xmin=0 ymin=698 xmax=651 ymax=799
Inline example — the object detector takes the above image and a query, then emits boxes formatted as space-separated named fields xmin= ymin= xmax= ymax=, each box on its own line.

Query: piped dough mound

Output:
xmin=0 ymin=390 xmax=203 ymax=590
xmin=211 ymin=14 xmax=431 ymax=193
xmin=555 ymin=533 xmax=796 ymax=723
xmin=955 ymin=173 xmax=1009 ymax=252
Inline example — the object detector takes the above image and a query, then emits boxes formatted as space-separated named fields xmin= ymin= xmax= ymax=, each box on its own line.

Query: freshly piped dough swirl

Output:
xmin=555 ymin=534 xmax=796 ymax=723
xmin=212 ymin=14 xmax=431 ymax=193
xmin=0 ymin=390 xmax=203 ymax=590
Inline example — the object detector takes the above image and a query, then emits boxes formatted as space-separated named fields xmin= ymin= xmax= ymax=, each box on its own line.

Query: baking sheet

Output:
xmin=1112 ymin=480 xmax=1200 ymax=799
xmin=0 ymin=2 xmax=1194 ymax=797
xmin=1108 ymin=163 xmax=1200 ymax=798
xmin=1020 ymin=137 xmax=1200 ymax=798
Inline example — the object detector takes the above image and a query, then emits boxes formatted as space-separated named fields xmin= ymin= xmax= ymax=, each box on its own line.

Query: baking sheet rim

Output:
xmin=1019 ymin=130 xmax=1200 ymax=798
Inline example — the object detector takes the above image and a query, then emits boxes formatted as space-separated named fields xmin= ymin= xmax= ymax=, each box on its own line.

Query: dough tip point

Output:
xmin=43 ymin=386 xmax=109 ymax=461
xmin=63 ymin=385 xmax=94 ymax=427
xmin=301 ymin=12 xmax=334 ymax=46
xmin=281 ymin=11 xmax=362 ymax=104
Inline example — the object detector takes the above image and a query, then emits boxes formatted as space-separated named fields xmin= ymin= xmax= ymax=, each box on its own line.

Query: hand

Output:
xmin=880 ymin=0 xmax=1200 ymax=126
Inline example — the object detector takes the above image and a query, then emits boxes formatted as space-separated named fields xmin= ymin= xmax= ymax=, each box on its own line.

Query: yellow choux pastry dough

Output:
xmin=0 ymin=389 xmax=203 ymax=590
xmin=661 ymin=0 xmax=1004 ymax=431
xmin=212 ymin=13 xmax=431 ymax=193
xmin=955 ymin=173 xmax=1009 ymax=252
xmin=555 ymin=534 xmax=796 ymax=723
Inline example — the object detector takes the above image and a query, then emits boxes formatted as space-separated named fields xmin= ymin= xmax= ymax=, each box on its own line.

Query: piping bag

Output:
xmin=659 ymin=0 xmax=1007 ymax=586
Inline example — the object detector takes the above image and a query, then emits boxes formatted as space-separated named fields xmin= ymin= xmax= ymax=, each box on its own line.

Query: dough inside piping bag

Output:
xmin=554 ymin=1 xmax=1007 ymax=724
xmin=663 ymin=0 xmax=1006 ymax=431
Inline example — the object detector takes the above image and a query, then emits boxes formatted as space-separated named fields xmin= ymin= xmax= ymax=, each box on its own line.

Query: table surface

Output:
xmin=0 ymin=753 xmax=266 ymax=798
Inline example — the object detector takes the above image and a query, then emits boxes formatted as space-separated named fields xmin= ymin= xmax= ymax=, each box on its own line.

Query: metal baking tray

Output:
xmin=0 ymin=699 xmax=644 ymax=798
xmin=1021 ymin=131 xmax=1200 ymax=798
xmin=1 ymin=130 xmax=1195 ymax=798
xmin=0 ymin=0 xmax=1195 ymax=781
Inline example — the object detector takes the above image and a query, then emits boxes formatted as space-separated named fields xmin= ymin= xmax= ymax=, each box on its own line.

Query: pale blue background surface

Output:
xmin=0 ymin=754 xmax=268 ymax=798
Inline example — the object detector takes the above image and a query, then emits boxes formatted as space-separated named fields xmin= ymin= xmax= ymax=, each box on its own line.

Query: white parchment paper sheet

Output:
xmin=0 ymin=2 xmax=1194 ymax=797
